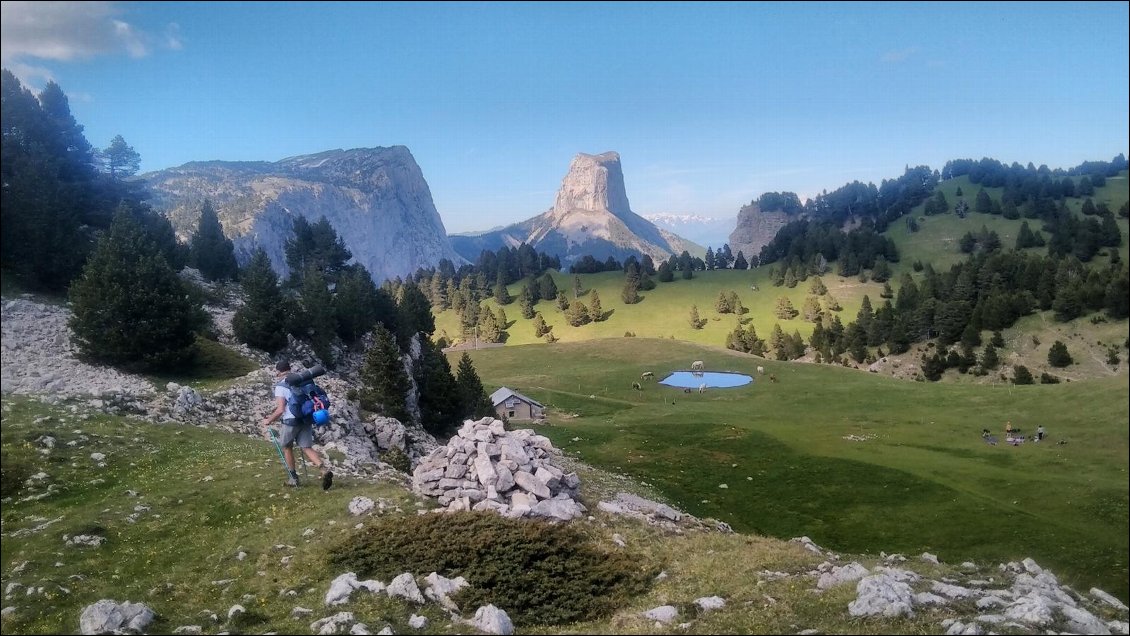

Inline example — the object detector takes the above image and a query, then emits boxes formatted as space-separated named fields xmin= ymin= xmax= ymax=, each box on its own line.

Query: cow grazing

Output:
xmin=691 ymin=360 xmax=705 ymax=371
xmin=698 ymin=383 xmax=707 ymax=393
xmin=757 ymin=366 xmax=765 ymax=375
xmin=769 ymin=374 xmax=778 ymax=383
xmin=632 ymin=382 xmax=642 ymax=391
xmin=641 ymin=371 xmax=654 ymax=380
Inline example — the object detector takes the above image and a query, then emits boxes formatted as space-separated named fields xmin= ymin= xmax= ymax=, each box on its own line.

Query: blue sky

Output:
xmin=3 ymin=2 xmax=1128 ymax=233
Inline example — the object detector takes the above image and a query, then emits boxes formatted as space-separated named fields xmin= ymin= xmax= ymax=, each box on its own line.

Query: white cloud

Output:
xmin=1 ymin=1 xmax=182 ymax=82
xmin=164 ymin=22 xmax=183 ymax=51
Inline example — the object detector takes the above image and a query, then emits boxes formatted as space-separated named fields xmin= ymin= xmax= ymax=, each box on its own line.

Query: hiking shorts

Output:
xmin=278 ymin=419 xmax=314 ymax=449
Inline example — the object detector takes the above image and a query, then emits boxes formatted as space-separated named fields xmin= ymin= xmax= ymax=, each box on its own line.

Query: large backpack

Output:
xmin=280 ymin=379 xmax=331 ymax=426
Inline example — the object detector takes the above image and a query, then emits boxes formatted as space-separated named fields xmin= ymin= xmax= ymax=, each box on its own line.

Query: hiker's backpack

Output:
xmin=281 ymin=379 xmax=331 ymax=426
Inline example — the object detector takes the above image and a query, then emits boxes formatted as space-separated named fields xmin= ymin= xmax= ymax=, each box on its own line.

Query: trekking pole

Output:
xmin=268 ymin=429 xmax=292 ymax=479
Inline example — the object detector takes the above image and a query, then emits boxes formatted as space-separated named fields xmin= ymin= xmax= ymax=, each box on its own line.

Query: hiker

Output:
xmin=982 ymin=428 xmax=991 ymax=438
xmin=1005 ymin=421 xmax=1013 ymax=437
xmin=260 ymin=359 xmax=333 ymax=489
xmin=1036 ymin=425 xmax=1045 ymax=442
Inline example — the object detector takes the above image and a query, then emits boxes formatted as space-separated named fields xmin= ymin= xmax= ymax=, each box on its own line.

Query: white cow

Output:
xmin=757 ymin=366 xmax=765 ymax=375
xmin=691 ymin=360 xmax=705 ymax=371
xmin=698 ymin=383 xmax=707 ymax=394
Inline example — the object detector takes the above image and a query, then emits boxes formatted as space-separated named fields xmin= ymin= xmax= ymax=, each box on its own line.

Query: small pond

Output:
xmin=658 ymin=371 xmax=753 ymax=389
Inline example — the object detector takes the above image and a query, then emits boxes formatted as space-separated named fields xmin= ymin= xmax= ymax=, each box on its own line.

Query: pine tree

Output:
xmin=555 ymin=290 xmax=570 ymax=311
xmin=715 ymin=290 xmax=733 ymax=313
xmin=493 ymin=271 xmax=512 ymax=305
xmin=69 ymin=212 xmax=206 ymax=370
xmin=1047 ymin=341 xmax=1073 ymax=367
xmin=284 ymin=216 xmax=352 ymax=285
xmin=809 ymin=276 xmax=827 ymax=296
xmin=1013 ymin=365 xmax=1034 ymax=385
xmin=396 ymin=281 xmax=436 ymax=348
xmin=518 ymin=285 xmax=536 ymax=319
xmin=704 ymin=247 xmax=715 ymax=270
xmin=733 ymin=251 xmax=748 ymax=270
xmin=233 ymin=249 xmax=288 ymax=352
xmin=621 ymin=265 xmax=641 ymax=304
xmin=539 ymin=273 xmax=558 ymax=302
xmin=980 ymin=344 xmax=1000 ymax=370
xmin=190 ymin=200 xmax=239 ymax=282
xmin=573 ymin=275 xmax=583 ymax=299
xmin=801 ymin=296 xmax=822 ymax=322
xmin=990 ymin=330 xmax=1005 ymax=348
xmin=565 ymin=300 xmax=590 ymax=326
xmin=495 ymin=306 xmax=508 ymax=330
xmin=360 ymin=324 xmax=410 ymax=422
xmin=100 ymin=134 xmax=141 ymax=178
xmin=532 ymin=312 xmax=550 ymax=337
xmin=783 ymin=268 xmax=798 ymax=288
xmin=689 ymin=304 xmax=706 ymax=329
xmin=414 ymin=338 xmax=462 ymax=437
xmin=455 ymin=353 xmax=494 ymax=420
xmin=299 ymin=264 xmax=336 ymax=365
xmin=774 ymin=296 xmax=798 ymax=319
xmin=334 ymin=265 xmax=390 ymax=344
xmin=768 ymin=323 xmax=787 ymax=360
xmin=589 ymin=289 xmax=605 ymax=321
xmin=477 ymin=308 xmax=502 ymax=343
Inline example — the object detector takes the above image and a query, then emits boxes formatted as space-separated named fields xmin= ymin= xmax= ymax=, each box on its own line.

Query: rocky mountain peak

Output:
xmin=449 ymin=151 xmax=702 ymax=265
xmin=551 ymin=151 xmax=632 ymax=220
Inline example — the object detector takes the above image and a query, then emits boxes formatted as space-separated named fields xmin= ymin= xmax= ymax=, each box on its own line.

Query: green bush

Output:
xmin=382 ymin=447 xmax=411 ymax=473
xmin=326 ymin=511 xmax=653 ymax=626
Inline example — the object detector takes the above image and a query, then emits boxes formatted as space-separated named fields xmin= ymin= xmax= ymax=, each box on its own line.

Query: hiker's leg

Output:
xmin=301 ymin=446 xmax=323 ymax=470
xmin=278 ymin=424 xmax=299 ymax=472
xmin=296 ymin=424 xmax=323 ymax=470
xmin=297 ymin=423 xmax=332 ymax=490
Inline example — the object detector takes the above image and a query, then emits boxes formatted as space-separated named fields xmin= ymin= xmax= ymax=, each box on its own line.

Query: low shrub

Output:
xmin=382 ymin=447 xmax=411 ymax=473
xmin=326 ymin=511 xmax=653 ymax=626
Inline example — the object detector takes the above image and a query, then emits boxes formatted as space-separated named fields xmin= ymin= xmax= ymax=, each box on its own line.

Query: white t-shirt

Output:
xmin=274 ymin=383 xmax=296 ymax=422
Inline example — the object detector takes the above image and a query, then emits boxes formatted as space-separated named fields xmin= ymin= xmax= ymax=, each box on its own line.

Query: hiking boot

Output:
xmin=321 ymin=470 xmax=334 ymax=491
xmin=287 ymin=470 xmax=300 ymax=488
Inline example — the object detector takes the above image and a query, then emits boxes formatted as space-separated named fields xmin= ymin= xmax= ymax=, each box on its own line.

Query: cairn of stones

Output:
xmin=412 ymin=417 xmax=585 ymax=521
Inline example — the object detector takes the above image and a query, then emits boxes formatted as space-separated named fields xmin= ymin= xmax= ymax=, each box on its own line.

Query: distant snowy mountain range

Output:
xmin=642 ymin=213 xmax=737 ymax=251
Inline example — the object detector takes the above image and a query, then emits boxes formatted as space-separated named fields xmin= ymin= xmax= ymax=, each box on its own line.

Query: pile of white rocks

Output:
xmin=412 ymin=418 xmax=585 ymax=521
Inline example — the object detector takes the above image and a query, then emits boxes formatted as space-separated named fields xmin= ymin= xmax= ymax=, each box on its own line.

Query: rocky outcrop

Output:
xmin=1 ymin=295 xmax=437 ymax=478
xmin=143 ymin=146 xmax=466 ymax=282
xmin=727 ymin=201 xmax=800 ymax=264
xmin=412 ymin=418 xmax=585 ymax=520
xmin=450 ymin=152 xmax=701 ymax=265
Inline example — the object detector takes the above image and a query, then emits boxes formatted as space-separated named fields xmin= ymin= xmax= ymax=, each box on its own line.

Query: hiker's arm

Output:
xmin=260 ymin=397 xmax=287 ymax=429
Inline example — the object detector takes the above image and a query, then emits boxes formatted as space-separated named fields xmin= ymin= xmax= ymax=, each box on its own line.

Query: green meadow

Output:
xmin=457 ymin=338 xmax=1130 ymax=599
xmin=435 ymin=268 xmax=884 ymax=349
xmin=886 ymin=172 xmax=1130 ymax=275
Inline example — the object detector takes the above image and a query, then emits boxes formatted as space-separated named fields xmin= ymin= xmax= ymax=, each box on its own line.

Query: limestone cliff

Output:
xmin=142 ymin=146 xmax=465 ymax=282
xmin=727 ymin=201 xmax=802 ymax=264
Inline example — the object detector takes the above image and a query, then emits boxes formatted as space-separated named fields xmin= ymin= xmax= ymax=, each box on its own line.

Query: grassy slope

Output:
xmin=2 ymin=396 xmax=994 ymax=636
xmin=456 ymin=338 xmax=1130 ymax=600
xmin=437 ymin=269 xmax=885 ymax=349
xmin=886 ymin=172 xmax=1129 ymax=277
